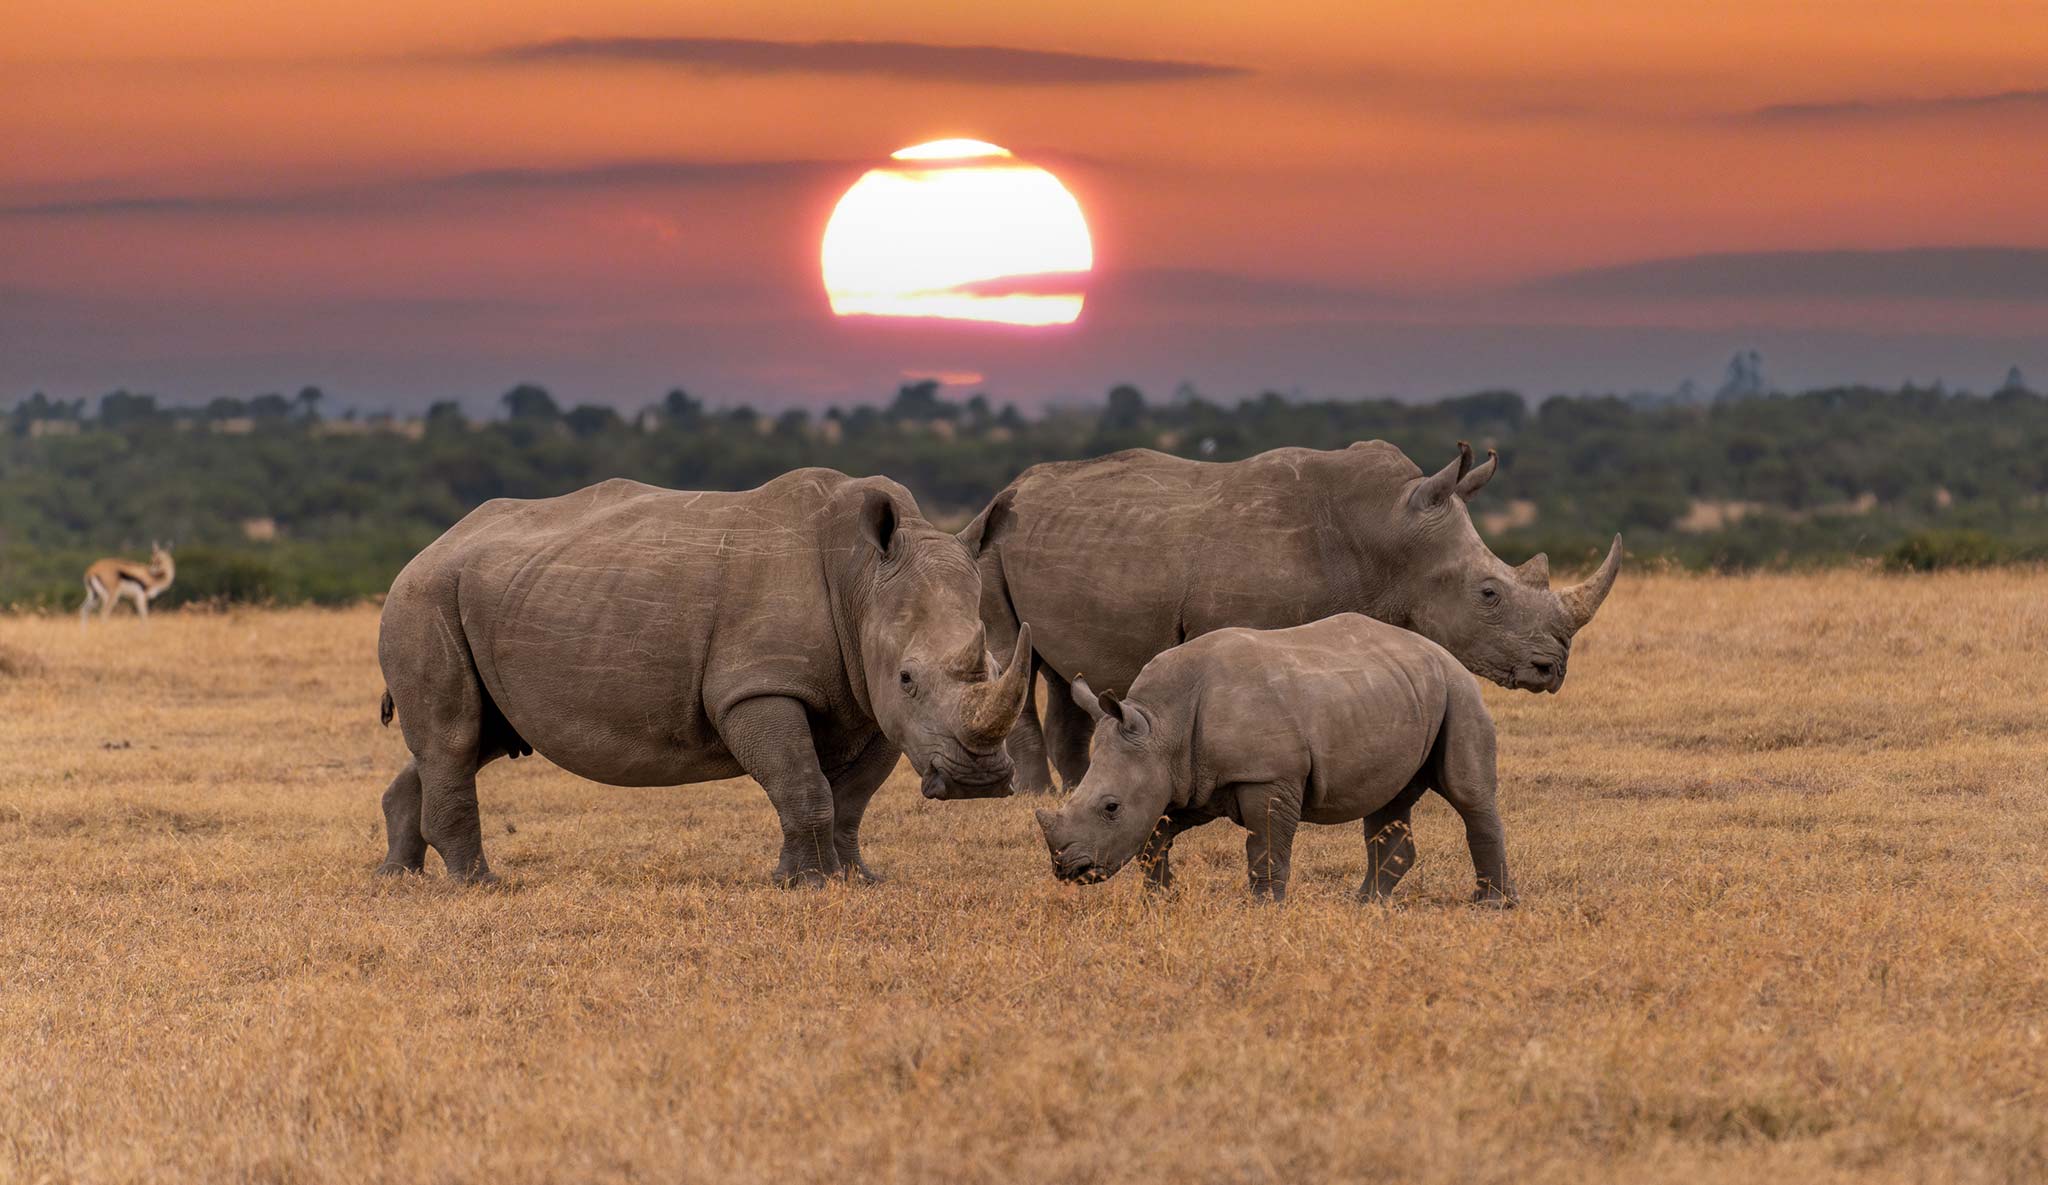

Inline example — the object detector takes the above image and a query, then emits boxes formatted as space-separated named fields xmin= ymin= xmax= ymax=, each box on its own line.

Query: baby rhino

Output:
xmin=1035 ymin=613 xmax=1514 ymax=905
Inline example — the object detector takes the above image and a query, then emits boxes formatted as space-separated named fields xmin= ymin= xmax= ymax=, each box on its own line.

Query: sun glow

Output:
xmin=822 ymin=139 xmax=1092 ymax=326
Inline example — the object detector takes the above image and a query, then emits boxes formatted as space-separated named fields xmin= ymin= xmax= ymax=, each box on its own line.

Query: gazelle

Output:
xmin=81 ymin=542 xmax=175 ymax=624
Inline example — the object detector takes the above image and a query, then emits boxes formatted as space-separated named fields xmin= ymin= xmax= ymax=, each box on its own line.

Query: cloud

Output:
xmin=485 ymin=36 xmax=1250 ymax=85
xmin=1 ymin=158 xmax=861 ymax=218
xmin=1524 ymin=247 xmax=2048 ymax=302
xmin=430 ymin=158 xmax=852 ymax=191
xmin=1100 ymin=268 xmax=1401 ymax=307
xmin=1746 ymin=88 xmax=2048 ymax=123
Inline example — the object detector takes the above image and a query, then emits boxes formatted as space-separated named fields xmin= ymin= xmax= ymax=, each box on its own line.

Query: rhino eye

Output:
xmin=1479 ymin=584 xmax=1501 ymax=606
xmin=898 ymin=670 xmax=916 ymax=695
xmin=1102 ymin=800 xmax=1121 ymax=818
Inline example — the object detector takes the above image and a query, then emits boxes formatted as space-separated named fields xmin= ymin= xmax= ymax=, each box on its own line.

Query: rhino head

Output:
xmin=1384 ymin=443 xmax=1622 ymax=694
xmin=849 ymin=489 xmax=1034 ymax=800
xmin=1033 ymin=676 xmax=1174 ymax=883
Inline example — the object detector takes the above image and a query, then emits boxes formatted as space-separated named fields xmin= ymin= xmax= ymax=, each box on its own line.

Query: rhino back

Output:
xmin=427 ymin=473 xmax=860 ymax=786
xmin=996 ymin=444 xmax=1419 ymax=692
xmin=1149 ymin=614 xmax=1455 ymax=824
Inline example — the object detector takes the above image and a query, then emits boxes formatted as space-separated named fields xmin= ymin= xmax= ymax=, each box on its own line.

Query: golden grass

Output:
xmin=2 ymin=573 xmax=2045 ymax=1184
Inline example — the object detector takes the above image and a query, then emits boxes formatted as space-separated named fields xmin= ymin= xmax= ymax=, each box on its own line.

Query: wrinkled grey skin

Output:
xmin=963 ymin=441 xmax=1620 ymax=794
xmin=1035 ymin=614 xmax=1512 ymax=905
xmin=375 ymin=471 xmax=1031 ymax=886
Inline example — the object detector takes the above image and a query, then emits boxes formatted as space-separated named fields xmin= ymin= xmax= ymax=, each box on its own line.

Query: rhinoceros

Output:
xmin=374 ymin=471 xmax=1032 ymax=886
xmin=1034 ymin=613 xmax=1512 ymax=905
xmin=962 ymin=441 xmax=1620 ymax=793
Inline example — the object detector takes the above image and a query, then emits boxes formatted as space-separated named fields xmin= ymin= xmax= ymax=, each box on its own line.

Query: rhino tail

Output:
xmin=380 ymin=689 xmax=395 ymax=727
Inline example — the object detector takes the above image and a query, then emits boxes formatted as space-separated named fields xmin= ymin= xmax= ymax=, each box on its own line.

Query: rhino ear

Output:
xmin=859 ymin=488 xmax=898 ymax=556
xmin=1114 ymin=698 xmax=1151 ymax=742
xmin=1456 ymin=449 xmax=1498 ymax=501
xmin=956 ymin=488 xmax=1012 ymax=557
xmin=1070 ymin=674 xmax=1108 ymax=723
xmin=1407 ymin=447 xmax=1465 ymax=512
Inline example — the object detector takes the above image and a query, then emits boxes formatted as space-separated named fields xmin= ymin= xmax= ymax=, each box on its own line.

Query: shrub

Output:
xmin=1883 ymin=530 xmax=2007 ymax=572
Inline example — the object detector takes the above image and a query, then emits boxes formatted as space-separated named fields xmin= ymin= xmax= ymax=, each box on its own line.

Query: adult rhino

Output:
xmin=376 ymin=471 xmax=1032 ymax=886
xmin=961 ymin=441 xmax=1621 ymax=794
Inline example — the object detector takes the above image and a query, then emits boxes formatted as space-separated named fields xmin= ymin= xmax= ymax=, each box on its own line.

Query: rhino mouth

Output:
xmin=1050 ymin=849 xmax=1122 ymax=885
xmin=1505 ymin=662 xmax=1565 ymax=693
xmin=918 ymin=761 xmax=1014 ymax=800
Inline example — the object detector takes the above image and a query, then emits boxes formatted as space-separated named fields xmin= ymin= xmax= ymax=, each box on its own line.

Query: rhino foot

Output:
xmin=844 ymin=861 xmax=888 ymax=886
xmin=776 ymin=868 xmax=837 ymax=890
xmin=1469 ymin=882 xmax=1518 ymax=909
xmin=374 ymin=861 xmax=424 ymax=878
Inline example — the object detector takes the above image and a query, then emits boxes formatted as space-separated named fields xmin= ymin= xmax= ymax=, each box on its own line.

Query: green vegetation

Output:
xmin=5 ymin=380 xmax=2044 ymax=607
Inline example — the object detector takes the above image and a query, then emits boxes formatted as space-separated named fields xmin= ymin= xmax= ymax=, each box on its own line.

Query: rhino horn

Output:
xmin=1514 ymin=552 xmax=1550 ymax=589
xmin=1559 ymin=535 xmax=1623 ymax=631
xmin=1408 ymin=447 xmax=1466 ymax=511
xmin=961 ymin=624 xmax=1033 ymax=745
xmin=1456 ymin=449 xmax=1498 ymax=501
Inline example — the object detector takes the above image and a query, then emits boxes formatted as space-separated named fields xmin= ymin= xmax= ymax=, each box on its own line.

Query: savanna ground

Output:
xmin=1 ymin=573 xmax=2044 ymax=1184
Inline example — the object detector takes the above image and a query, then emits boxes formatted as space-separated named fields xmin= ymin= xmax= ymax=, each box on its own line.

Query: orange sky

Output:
xmin=5 ymin=1 xmax=2046 ymax=406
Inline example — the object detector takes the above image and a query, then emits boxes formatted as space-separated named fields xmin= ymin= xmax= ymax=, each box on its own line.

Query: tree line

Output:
xmin=3 ymin=378 xmax=2043 ymax=607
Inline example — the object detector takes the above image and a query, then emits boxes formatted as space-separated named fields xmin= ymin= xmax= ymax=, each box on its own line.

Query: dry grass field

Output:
xmin=2 ymin=572 xmax=2045 ymax=1184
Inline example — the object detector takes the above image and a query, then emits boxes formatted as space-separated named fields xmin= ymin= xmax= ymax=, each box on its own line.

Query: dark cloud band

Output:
xmin=2 ymin=158 xmax=863 ymax=218
xmin=1748 ymin=88 xmax=2048 ymax=123
xmin=487 ymin=36 xmax=1249 ymax=85
xmin=1526 ymin=247 xmax=2048 ymax=302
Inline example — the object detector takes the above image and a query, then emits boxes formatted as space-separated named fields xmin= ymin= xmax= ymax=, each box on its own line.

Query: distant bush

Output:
xmin=161 ymin=548 xmax=285 ymax=605
xmin=7 ymin=379 xmax=2048 ymax=606
xmin=1883 ymin=531 xmax=2008 ymax=572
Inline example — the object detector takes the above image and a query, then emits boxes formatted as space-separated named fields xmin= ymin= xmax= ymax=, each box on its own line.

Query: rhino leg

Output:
xmin=825 ymin=731 xmax=899 ymax=885
xmin=719 ymin=695 xmax=842 ymax=888
xmin=1434 ymin=682 xmax=1516 ymax=908
xmin=416 ymin=748 xmax=500 ymax=884
xmin=1004 ymin=670 xmax=1057 ymax=795
xmin=1358 ymin=782 xmax=1428 ymax=903
xmin=1039 ymin=668 xmax=1094 ymax=793
xmin=1136 ymin=809 xmax=1215 ymax=891
xmin=1239 ymin=783 xmax=1303 ymax=903
xmin=376 ymin=759 xmax=427 ymax=875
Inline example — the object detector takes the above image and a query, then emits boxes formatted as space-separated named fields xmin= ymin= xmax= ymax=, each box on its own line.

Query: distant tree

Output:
xmin=1102 ymin=384 xmax=1147 ymax=431
xmin=1725 ymin=434 xmax=1770 ymax=470
xmin=1999 ymin=365 xmax=2029 ymax=395
xmin=248 ymin=392 xmax=293 ymax=420
xmin=501 ymin=383 xmax=560 ymax=421
xmin=564 ymin=404 xmax=623 ymax=438
xmin=9 ymin=391 xmax=81 ymax=435
xmin=773 ymin=408 xmax=810 ymax=440
xmin=206 ymin=396 xmax=249 ymax=421
xmin=657 ymin=388 xmax=704 ymax=430
xmin=295 ymin=386 xmax=325 ymax=422
xmin=1716 ymin=350 xmax=1767 ymax=400
xmin=887 ymin=380 xmax=953 ymax=422
xmin=1439 ymin=390 xmax=1527 ymax=433
xmin=99 ymin=389 xmax=160 ymax=428
xmin=425 ymin=401 xmax=468 ymax=434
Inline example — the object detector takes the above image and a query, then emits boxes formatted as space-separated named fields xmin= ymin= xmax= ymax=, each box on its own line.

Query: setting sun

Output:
xmin=821 ymin=139 xmax=1093 ymax=326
